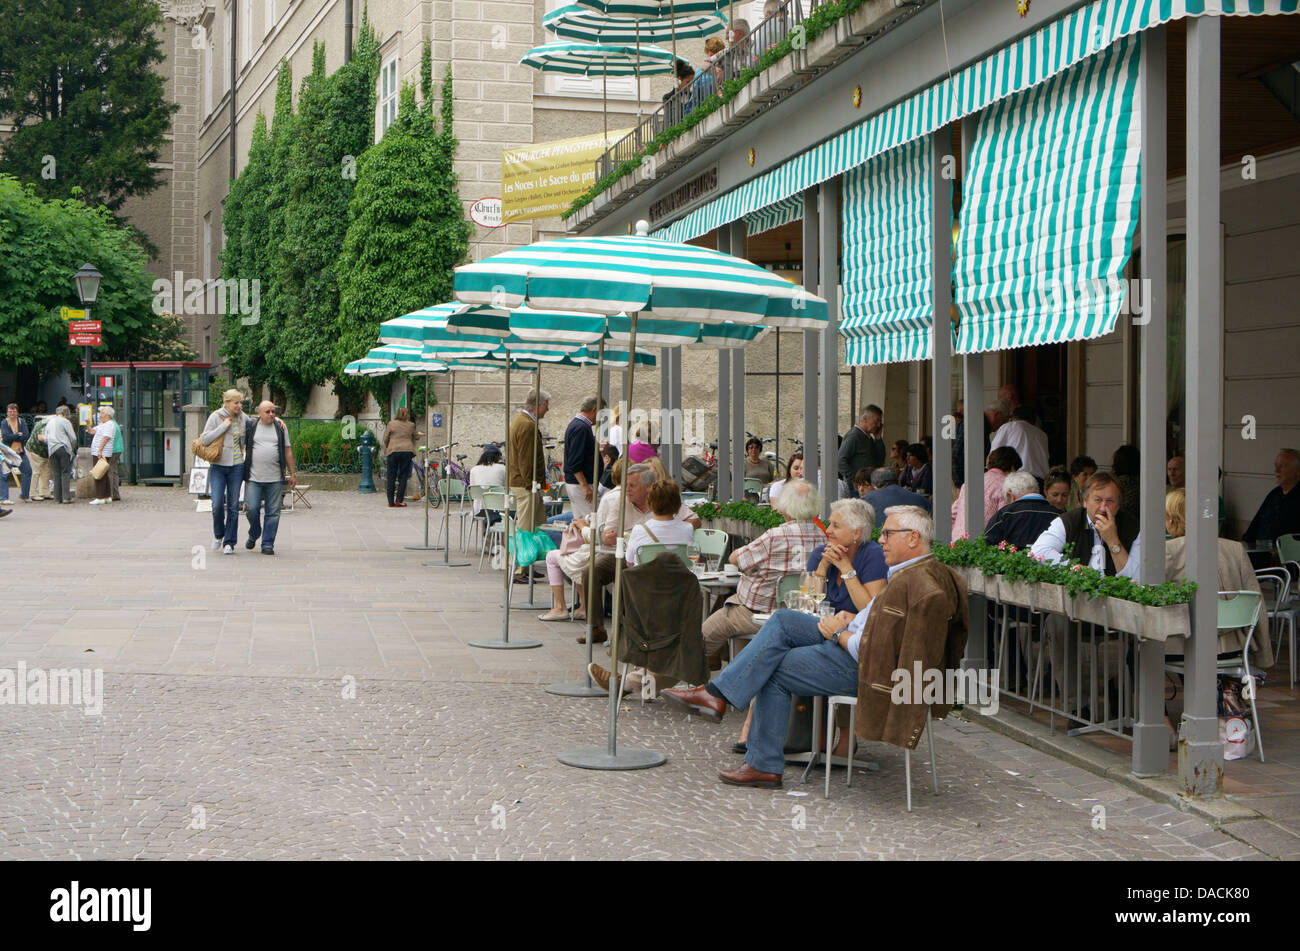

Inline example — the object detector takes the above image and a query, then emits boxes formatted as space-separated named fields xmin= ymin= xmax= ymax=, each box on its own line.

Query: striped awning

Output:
xmin=956 ymin=36 xmax=1142 ymax=353
xmin=744 ymin=195 xmax=804 ymax=237
xmin=653 ymin=0 xmax=1295 ymax=244
xmin=840 ymin=137 xmax=943 ymax=365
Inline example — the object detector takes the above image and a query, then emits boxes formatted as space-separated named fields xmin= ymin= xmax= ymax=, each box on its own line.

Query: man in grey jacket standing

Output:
xmin=837 ymin=405 xmax=886 ymax=495
xmin=43 ymin=406 xmax=78 ymax=504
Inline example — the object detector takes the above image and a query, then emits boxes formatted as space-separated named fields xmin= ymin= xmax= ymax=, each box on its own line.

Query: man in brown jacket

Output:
xmin=663 ymin=505 xmax=967 ymax=788
xmin=508 ymin=389 xmax=549 ymax=533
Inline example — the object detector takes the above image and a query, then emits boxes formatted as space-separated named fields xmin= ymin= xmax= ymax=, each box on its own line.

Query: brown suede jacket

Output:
xmin=855 ymin=555 xmax=969 ymax=750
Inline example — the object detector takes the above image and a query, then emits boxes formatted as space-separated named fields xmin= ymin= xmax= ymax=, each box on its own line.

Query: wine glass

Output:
xmin=687 ymin=545 xmax=702 ymax=574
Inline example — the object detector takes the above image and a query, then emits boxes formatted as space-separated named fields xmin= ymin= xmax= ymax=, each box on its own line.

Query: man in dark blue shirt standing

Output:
xmin=563 ymin=396 xmax=600 ymax=518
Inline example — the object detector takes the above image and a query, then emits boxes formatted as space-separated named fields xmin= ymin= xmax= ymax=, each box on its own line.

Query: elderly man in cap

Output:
xmin=860 ymin=465 xmax=931 ymax=513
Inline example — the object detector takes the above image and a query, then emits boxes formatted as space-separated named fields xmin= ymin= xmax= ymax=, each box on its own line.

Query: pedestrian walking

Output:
xmin=0 ymin=403 xmax=32 ymax=505
xmin=382 ymin=407 xmax=421 ymax=508
xmin=88 ymin=405 xmax=120 ymax=505
xmin=242 ymin=401 xmax=296 ymax=555
xmin=43 ymin=406 xmax=77 ymax=504
xmin=27 ymin=415 xmax=51 ymax=501
xmin=200 ymin=389 xmax=248 ymax=554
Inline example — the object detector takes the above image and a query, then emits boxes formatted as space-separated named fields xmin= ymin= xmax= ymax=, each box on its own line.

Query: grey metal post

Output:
xmin=716 ymin=227 xmax=732 ymax=498
xmin=930 ymin=130 xmax=954 ymax=544
xmin=1134 ymin=26 xmax=1169 ymax=777
xmin=802 ymin=186 xmax=821 ymax=493
xmin=729 ymin=220 xmax=747 ymax=501
xmin=1181 ymin=13 xmax=1224 ymax=798
xmin=819 ymin=177 xmax=840 ymax=520
xmin=424 ymin=370 xmax=470 ymax=568
xmin=660 ymin=346 xmax=671 ymax=465
xmin=670 ymin=345 xmax=683 ymax=475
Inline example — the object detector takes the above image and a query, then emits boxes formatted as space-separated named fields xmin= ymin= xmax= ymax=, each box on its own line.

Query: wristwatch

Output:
xmin=1109 ymin=543 xmax=1122 ymax=554
xmin=841 ymin=570 xmax=857 ymax=581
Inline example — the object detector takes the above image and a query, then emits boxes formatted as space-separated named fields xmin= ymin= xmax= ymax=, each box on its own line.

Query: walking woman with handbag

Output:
xmin=200 ymin=390 xmax=248 ymax=553
xmin=88 ymin=405 xmax=120 ymax=505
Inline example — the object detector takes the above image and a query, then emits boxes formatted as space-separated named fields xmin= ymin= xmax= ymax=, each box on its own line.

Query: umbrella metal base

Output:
xmin=467 ymin=637 xmax=543 ymax=650
xmin=545 ymin=681 xmax=607 ymax=698
xmin=423 ymin=559 xmax=470 ymax=568
xmin=404 ymin=544 xmax=447 ymax=551
xmin=558 ymin=746 xmax=666 ymax=770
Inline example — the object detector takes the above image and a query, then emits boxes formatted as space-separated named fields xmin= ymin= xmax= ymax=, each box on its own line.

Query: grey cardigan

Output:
xmin=201 ymin=409 xmax=247 ymax=466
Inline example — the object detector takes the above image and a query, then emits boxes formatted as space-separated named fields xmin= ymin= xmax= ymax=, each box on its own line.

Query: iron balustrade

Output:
xmin=595 ymin=0 xmax=815 ymax=184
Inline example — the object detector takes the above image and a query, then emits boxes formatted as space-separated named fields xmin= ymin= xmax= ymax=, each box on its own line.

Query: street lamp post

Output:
xmin=74 ymin=263 xmax=102 ymax=446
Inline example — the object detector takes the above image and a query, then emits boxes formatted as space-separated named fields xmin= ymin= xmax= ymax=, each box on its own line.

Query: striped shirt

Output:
xmin=733 ymin=519 xmax=826 ymax=613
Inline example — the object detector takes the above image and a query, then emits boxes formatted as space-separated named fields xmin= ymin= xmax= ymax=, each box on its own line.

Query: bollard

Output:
xmin=357 ymin=429 xmax=377 ymax=494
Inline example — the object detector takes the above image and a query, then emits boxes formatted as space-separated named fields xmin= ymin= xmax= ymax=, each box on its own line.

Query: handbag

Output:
xmin=191 ymin=436 xmax=222 ymax=464
xmin=558 ymin=523 xmax=585 ymax=556
xmin=91 ymin=457 xmax=111 ymax=480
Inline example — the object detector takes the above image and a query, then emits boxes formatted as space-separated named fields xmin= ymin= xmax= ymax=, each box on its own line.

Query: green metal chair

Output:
xmin=743 ymin=478 xmax=763 ymax=496
xmin=1164 ymin=590 xmax=1265 ymax=762
xmin=478 ymin=488 xmax=512 ymax=572
xmin=694 ymin=527 xmax=728 ymax=570
xmin=635 ymin=543 xmax=691 ymax=567
xmin=776 ymin=572 xmax=804 ymax=604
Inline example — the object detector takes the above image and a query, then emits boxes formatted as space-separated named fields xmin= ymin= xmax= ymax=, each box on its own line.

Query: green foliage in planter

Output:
xmin=563 ymin=0 xmax=873 ymax=217
xmin=692 ymin=499 xmax=786 ymax=530
xmin=932 ymin=537 xmax=1197 ymax=606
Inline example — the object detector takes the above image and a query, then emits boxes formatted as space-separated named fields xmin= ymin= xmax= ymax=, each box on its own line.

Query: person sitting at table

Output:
xmin=1243 ymin=448 xmax=1300 ymax=547
xmin=951 ymin=446 xmax=1021 ymax=538
xmin=851 ymin=467 xmax=873 ymax=499
xmin=1067 ymin=455 xmax=1097 ymax=510
xmin=743 ymin=437 xmax=775 ymax=486
xmin=598 ymin=443 xmax=620 ymax=491
xmin=807 ymin=498 xmax=888 ymax=614
xmin=469 ymin=444 xmax=507 ymax=525
xmin=984 ymin=471 xmax=1061 ymax=550
xmin=860 ymin=465 xmax=931 ymax=514
xmin=901 ymin=443 xmax=932 ymax=496
xmin=662 ymin=506 xmax=966 ymax=789
xmin=768 ymin=451 xmax=804 ymax=503
xmin=626 ymin=480 xmax=695 ymax=566
xmin=627 ymin=423 xmax=658 ymax=464
xmin=1044 ymin=467 xmax=1072 ymax=512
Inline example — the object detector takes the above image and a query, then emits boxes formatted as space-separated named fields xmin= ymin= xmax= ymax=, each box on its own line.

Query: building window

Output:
xmin=203 ymin=214 xmax=212 ymax=283
xmin=265 ymin=0 xmax=276 ymax=36
xmin=223 ymin=10 xmax=232 ymax=91
xmin=204 ymin=35 xmax=214 ymax=116
xmin=378 ymin=56 xmax=398 ymax=137
xmin=242 ymin=0 xmax=252 ymax=63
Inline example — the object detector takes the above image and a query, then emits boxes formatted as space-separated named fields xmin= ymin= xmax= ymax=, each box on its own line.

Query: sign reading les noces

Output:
xmin=501 ymin=129 xmax=633 ymax=224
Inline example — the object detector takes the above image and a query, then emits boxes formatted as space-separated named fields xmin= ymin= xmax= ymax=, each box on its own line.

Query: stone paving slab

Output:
xmin=0 ymin=487 xmax=1286 ymax=860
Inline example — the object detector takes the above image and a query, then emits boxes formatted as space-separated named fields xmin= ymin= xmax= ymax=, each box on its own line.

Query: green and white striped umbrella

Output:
xmin=378 ymin=303 xmax=503 ymax=357
xmin=344 ymin=357 xmax=401 ymax=377
xmin=574 ymin=0 xmax=729 ymax=18
xmin=455 ymin=234 xmax=828 ymax=327
xmin=519 ymin=41 xmax=677 ymax=77
xmin=544 ymin=4 xmax=726 ymax=42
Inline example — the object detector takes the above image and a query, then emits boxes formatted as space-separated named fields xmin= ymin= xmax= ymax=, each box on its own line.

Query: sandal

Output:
xmin=537 ymin=610 xmax=570 ymax=622
xmin=570 ymin=609 xmax=586 ymax=621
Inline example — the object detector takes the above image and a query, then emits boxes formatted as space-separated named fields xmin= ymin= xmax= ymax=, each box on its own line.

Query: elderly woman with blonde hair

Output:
xmin=200 ymin=389 xmax=250 ymax=554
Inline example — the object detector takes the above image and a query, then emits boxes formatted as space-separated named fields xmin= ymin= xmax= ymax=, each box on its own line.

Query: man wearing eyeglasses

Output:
xmin=663 ymin=506 xmax=967 ymax=789
xmin=242 ymin=401 xmax=297 ymax=555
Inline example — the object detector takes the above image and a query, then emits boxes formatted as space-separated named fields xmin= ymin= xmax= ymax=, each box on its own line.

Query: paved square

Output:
xmin=0 ymin=489 xmax=1277 ymax=859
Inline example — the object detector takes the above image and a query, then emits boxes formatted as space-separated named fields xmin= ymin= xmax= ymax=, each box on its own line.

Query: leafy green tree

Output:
xmin=128 ymin=312 xmax=199 ymax=361
xmin=335 ymin=53 xmax=471 ymax=417
xmin=0 ymin=174 xmax=158 ymax=379
xmin=267 ymin=21 xmax=379 ymax=412
xmin=0 ymin=0 xmax=177 ymax=213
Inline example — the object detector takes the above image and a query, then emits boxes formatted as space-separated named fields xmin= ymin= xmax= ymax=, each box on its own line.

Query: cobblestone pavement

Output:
xmin=0 ymin=488 xmax=1276 ymax=859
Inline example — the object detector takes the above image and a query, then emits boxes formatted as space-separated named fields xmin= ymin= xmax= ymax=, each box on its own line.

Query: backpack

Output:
xmin=26 ymin=419 xmax=48 ymax=458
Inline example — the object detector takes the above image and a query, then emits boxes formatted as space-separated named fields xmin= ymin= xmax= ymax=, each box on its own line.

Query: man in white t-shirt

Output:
xmin=242 ymin=401 xmax=297 ymax=555
xmin=989 ymin=405 xmax=1050 ymax=481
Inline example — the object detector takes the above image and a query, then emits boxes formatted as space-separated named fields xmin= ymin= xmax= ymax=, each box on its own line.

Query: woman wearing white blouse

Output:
xmin=626 ymin=481 xmax=696 ymax=566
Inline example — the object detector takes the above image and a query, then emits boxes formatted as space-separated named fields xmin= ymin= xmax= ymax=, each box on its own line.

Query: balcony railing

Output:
xmin=595 ymin=0 xmax=817 ymax=183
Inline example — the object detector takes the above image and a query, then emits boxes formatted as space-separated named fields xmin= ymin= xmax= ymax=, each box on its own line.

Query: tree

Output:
xmin=0 ymin=174 xmax=158 ymax=379
xmin=335 ymin=53 xmax=472 ymax=417
xmin=267 ymin=22 xmax=379 ymax=412
xmin=128 ymin=312 xmax=199 ymax=362
xmin=0 ymin=0 xmax=177 ymax=213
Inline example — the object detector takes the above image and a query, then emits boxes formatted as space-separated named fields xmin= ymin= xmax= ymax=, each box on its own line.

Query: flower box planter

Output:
xmin=1066 ymin=592 xmax=1108 ymax=627
xmin=1030 ymin=582 xmax=1068 ymax=616
xmin=1104 ymin=599 xmax=1188 ymax=641
xmin=998 ymin=578 xmax=1034 ymax=609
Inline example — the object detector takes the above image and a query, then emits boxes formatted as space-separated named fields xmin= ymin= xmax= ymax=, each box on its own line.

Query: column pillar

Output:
xmin=1181 ymin=13 xmax=1223 ymax=798
xmin=729 ymin=220 xmax=747 ymax=501
xmin=802 ymin=186 xmax=821 ymax=496
xmin=716 ymin=227 xmax=732 ymax=496
xmin=819 ymin=177 xmax=840 ymax=520
xmin=930 ymin=129 xmax=954 ymax=544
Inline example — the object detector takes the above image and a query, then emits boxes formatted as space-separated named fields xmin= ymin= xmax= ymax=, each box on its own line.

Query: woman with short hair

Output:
xmin=0 ymin=403 xmax=31 ymax=504
xmin=1044 ymin=467 xmax=1073 ymax=512
xmin=382 ymin=406 xmax=422 ymax=508
xmin=743 ymin=436 xmax=774 ymax=485
xmin=807 ymin=498 xmax=888 ymax=612
xmin=950 ymin=446 xmax=1022 ymax=538
xmin=201 ymin=389 xmax=249 ymax=553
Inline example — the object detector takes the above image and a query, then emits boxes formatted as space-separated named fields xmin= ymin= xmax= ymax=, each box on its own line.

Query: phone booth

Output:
xmin=89 ymin=362 xmax=211 ymax=485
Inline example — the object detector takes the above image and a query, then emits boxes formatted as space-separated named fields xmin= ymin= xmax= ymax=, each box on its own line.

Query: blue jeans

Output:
xmin=0 ymin=452 xmax=31 ymax=500
xmin=712 ymin=609 xmax=860 ymax=775
xmin=244 ymin=480 xmax=283 ymax=550
xmin=208 ymin=464 xmax=243 ymax=547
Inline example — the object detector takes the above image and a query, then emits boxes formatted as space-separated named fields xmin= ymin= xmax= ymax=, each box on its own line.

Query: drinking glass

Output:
xmin=783 ymin=592 xmax=800 ymax=611
xmin=817 ymin=601 xmax=836 ymax=619
xmin=687 ymin=545 xmax=702 ymax=575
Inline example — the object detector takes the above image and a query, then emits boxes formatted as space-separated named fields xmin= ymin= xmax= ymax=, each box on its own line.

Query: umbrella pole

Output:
xmin=602 ymin=73 xmax=608 ymax=144
xmin=507 ymin=361 xmax=547 ymax=609
xmin=559 ymin=313 xmax=666 ymax=770
xmin=471 ymin=360 xmax=540 ymax=650
xmin=636 ymin=20 xmax=643 ymax=124
xmin=547 ymin=336 xmax=607 ymax=698
xmin=404 ymin=373 xmax=446 ymax=551
xmin=671 ymin=0 xmax=677 ymax=61
xmin=425 ymin=370 xmax=469 ymax=568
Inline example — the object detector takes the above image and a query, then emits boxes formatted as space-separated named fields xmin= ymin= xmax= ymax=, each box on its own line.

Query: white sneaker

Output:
xmin=88 ymin=499 xmax=103 ymax=505
xmin=223 ymin=545 xmax=234 ymax=555
xmin=102 ymin=498 xmax=112 ymax=504
xmin=211 ymin=539 xmax=221 ymax=551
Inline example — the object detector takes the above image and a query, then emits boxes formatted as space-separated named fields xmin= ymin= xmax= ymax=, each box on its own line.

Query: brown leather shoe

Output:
xmin=719 ymin=762 xmax=782 ymax=789
xmin=577 ymin=627 xmax=607 ymax=645
xmin=588 ymin=663 xmax=631 ymax=695
xmin=661 ymin=685 xmax=726 ymax=721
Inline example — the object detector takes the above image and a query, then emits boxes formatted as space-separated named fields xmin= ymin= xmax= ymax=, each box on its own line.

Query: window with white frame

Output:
xmin=204 ymin=34 xmax=214 ymax=115
xmin=203 ymin=214 xmax=213 ymax=282
xmin=265 ymin=0 xmax=276 ymax=36
xmin=223 ymin=10 xmax=232 ymax=91
xmin=543 ymin=0 xmax=636 ymax=98
xmin=378 ymin=56 xmax=399 ymax=138
xmin=242 ymin=0 xmax=252 ymax=63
